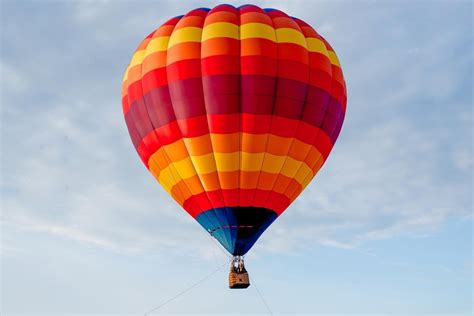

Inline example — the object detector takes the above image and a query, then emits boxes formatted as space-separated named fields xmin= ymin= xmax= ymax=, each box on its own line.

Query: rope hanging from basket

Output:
xmin=143 ymin=259 xmax=230 ymax=316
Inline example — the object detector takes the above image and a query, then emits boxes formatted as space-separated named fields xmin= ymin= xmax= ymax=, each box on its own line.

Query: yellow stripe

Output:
xmin=202 ymin=22 xmax=239 ymax=41
xmin=281 ymin=157 xmax=310 ymax=179
xmin=150 ymin=166 xmax=185 ymax=205
xmin=168 ymin=27 xmax=202 ymax=48
xmin=241 ymin=23 xmax=276 ymax=41
xmin=261 ymin=153 xmax=286 ymax=173
xmin=300 ymin=157 xmax=324 ymax=188
xmin=276 ymin=28 xmax=307 ymax=48
xmin=171 ymin=156 xmax=198 ymax=179
xmin=240 ymin=24 xmax=308 ymax=48
xmin=122 ymin=66 xmax=130 ymax=82
xmin=144 ymin=36 xmax=170 ymax=58
xmin=149 ymin=159 xmax=172 ymax=194
xmin=306 ymin=37 xmax=329 ymax=56
xmin=154 ymin=151 xmax=315 ymax=191
xmin=241 ymin=152 xmax=265 ymax=171
xmin=129 ymin=49 xmax=146 ymax=68
xmin=214 ymin=152 xmax=239 ymax=171
xmin=123 ymin=49 xmax=146 ymax=82
xmin=190 ymin=153 xmax=217 ymax=174
xmin=328 ymin=51 xmax=341 ymax=67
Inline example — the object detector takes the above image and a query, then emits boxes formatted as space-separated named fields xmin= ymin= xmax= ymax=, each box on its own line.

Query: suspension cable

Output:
xmin=250 ymin=275 xmax=273 ymax=315
xmin=143 ymin=259 xmax=230 ymax=316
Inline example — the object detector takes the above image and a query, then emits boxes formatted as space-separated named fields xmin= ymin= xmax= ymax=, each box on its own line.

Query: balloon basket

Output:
xmin=229 ymin=256 xmax=250 ymax=289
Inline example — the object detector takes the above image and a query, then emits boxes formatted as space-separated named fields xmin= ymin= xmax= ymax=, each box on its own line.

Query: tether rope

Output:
xmin=250 ymin=275 xmax=273 ymax=315
xmin=143 ymin=259 xmax=230 ymax=316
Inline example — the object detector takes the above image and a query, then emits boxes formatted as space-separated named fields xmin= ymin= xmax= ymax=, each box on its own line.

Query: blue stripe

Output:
xmin=196 ymin=207 xmax=278 ymax=255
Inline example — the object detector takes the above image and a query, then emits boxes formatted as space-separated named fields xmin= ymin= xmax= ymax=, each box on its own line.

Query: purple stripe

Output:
xmin=143 ymin=85 xmax=176 ymax=128
xmin=241 ymin=75 xmax=276 ymax=114
xmin=168 ymin=77 xmax=207 ymax=120
xmin=125 ymin=74 xmax=344 ymax=144
xmin=273 ymin=78 xmax=308 ymax=119
xmin=202 ymin=75 xmax=240 ymax=114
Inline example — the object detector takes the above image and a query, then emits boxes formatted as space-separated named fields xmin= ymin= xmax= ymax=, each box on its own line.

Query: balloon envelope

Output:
xmin=122 ymin=4 xmax=347 ymax=255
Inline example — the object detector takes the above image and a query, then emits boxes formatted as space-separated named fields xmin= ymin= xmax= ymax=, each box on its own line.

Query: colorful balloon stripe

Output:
xmin=122 ymin=4 xmax=347 ymax=255
xmin=128 ymin=115 xmax=335 ymax=169
xmin=125 ymin=87 xmax=342 ymax=142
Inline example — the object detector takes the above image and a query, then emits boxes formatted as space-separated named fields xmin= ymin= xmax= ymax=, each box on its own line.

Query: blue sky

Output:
xmin=1 ymin=0 xmax=472 ymax=315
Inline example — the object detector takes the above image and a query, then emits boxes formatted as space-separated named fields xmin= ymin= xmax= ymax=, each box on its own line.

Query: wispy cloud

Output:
xmin=1 ymin=0 xmax=472 ymax=260
xmin=1 ymin=2 xmax=472 ymax=315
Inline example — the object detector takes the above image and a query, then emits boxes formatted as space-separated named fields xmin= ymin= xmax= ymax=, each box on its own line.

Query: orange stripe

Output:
xmin=158 ymin=140 xmax=189 ymax=162
xmin=183 ymin=135 xmax=213 ymax=156
xmin=266 ymin=135 xmax=293 ymax=156
xmin=136 ymin=37 xmax=152 ymax=50
xmin=142 ymin=51 xmax=167 ymax=75
xmin=211 ymin=133 xmax=240 ymax=152
xmin=149 ymin=134 xmax=322 ymax=172
xmin=300 ymin=26 xmax=318 ymax=38
xmin=202 ymin=37 xmax=239 ymax=58
xmin=204 ymin=11 xmax=238 ymax=25
xmin=198 ymin=172 xmax=222 ymax=192
xmin=153 ymin=25 xmax=175 ymax=37
xmin=306 ymin=146 xmax=325 ymax=172
xmin=182 ymin=173 xmax=207 ymax=195
xmin=126 ymin=64 xmax=143 ymax=86
xmin=175 ymin=15 xmax=203 ymax=29
xmin=272 ymin=16 xmax=301 ymax=29
xmin=166 ymin=42 xmax=201 ymax=64
xmin=240 ymin=11 xmax=273 ymax=25
xmin=170 ymin=170 xmax=302 ymax=202
xmin=217 ymin=170 xmax=240 ymax=189
xmin=151 ymin=148 xmax=170 ymax=168
xmin=241 ymin=133 xmax=267 ymax=152
xmin=241 ymin=38 xmax=277 ymax=57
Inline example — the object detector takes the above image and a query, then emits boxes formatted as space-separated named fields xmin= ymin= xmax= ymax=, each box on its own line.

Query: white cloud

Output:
xmin=1 ymin=0 xmax=472 ymax=260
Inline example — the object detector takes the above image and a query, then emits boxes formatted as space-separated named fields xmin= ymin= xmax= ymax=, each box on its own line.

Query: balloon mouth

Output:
xmin=196 ymin=207 xmax=277 ymax=256
xmin=207 ymin=225 xmax=255 ymax=234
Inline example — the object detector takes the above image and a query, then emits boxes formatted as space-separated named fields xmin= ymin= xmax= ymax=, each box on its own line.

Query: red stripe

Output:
xmin=241 ymin=55 xmax=277 ymax=76
xmin=202 ymin=55 xmax=240 ymax=76
xmin=177 ymin=115 xmax=210 ymax=138
xmin=209 ymin=4 xmax=237 ymax=14
xmin=135 ymin=114 xmax=334 ymax=170
xmin=208 ymin=114 xmax=240 ymax=133
xmin=163 ymin=16 xmax=183 ymax=26
xmin=167 ymin=59 xmax=202 ymax=82
xmin=239 ymin=5 xmax=266 ymax=15
xmin=184 ymin=188 xmax=291 ymax=218
xmin=142 ymin=68 xmax=168 ymax=94
xmin=266 ymin=9 xmax=290 ymax=19
xmin=125 ymin=71 xmax=338 ymax=117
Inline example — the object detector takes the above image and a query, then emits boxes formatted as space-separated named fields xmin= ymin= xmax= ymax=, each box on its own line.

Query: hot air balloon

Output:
xmin=121 ymin=4 xmax=346 ymax=289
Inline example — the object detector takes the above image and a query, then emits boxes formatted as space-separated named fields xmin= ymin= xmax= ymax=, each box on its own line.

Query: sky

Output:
xmin=0 ymin=0 xmax=472 ymax=315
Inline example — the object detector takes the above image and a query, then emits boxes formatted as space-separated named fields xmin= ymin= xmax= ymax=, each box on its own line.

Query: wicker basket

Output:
xmin=229 ymin=270 xmax=250 ymax=289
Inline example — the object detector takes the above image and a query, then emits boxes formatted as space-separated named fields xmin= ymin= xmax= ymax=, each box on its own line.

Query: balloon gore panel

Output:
xmin=121 ymin=4 xmax=347 ymax=255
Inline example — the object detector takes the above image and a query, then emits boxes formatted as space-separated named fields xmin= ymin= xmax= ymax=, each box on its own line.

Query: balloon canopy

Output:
xmin=121 ymin=4 xmax=347 ymax=256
